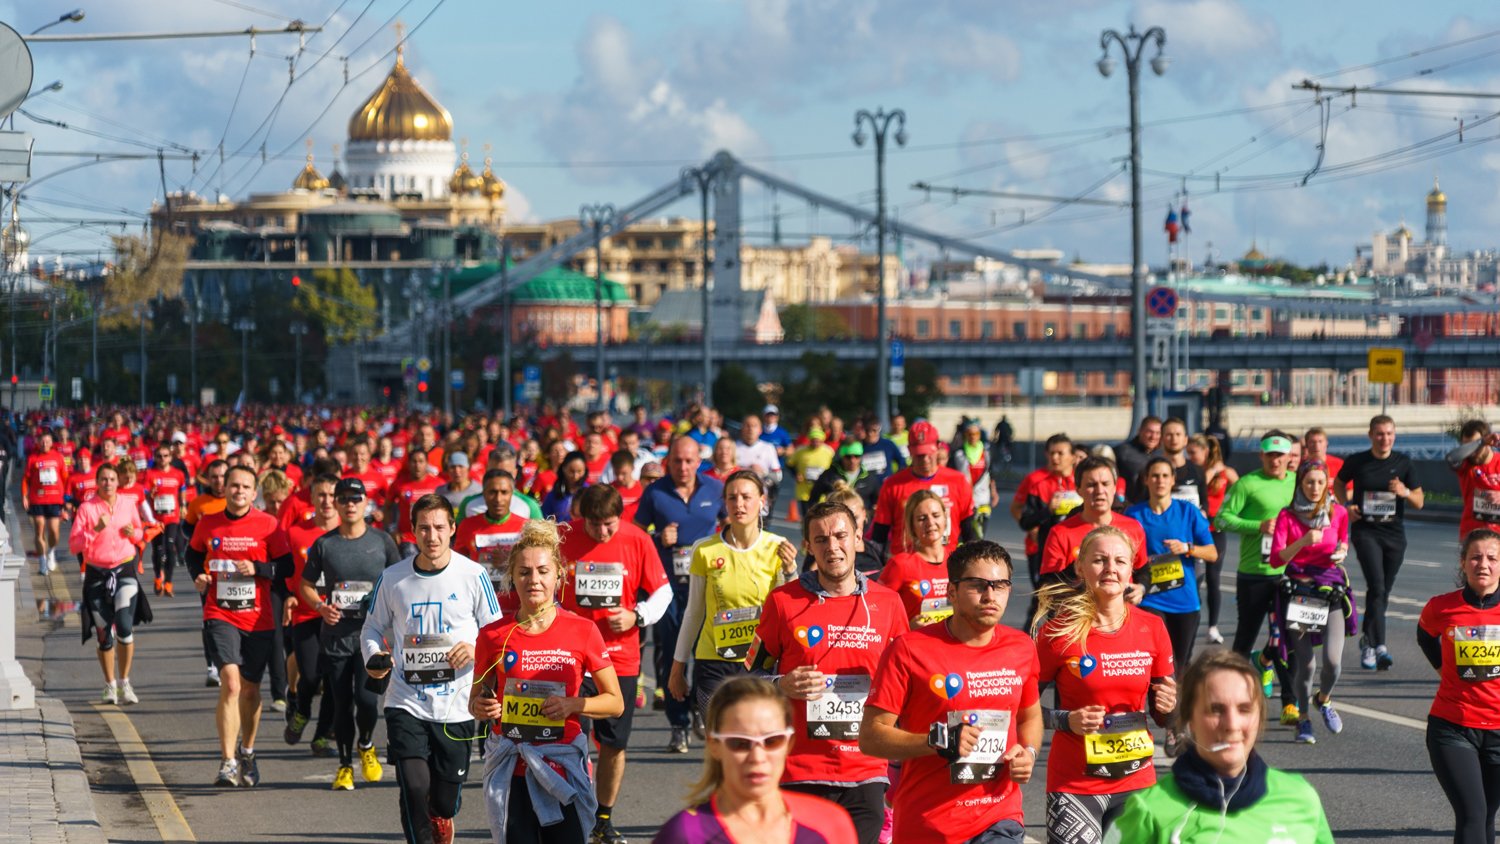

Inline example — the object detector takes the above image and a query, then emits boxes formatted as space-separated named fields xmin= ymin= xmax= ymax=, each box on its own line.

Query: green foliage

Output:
xmin=775 ymin=352 xmax=942 ymax=426
xmin=713 ymin=363 xmax=763 ymax=422
xmin=779 ymin=303 xmax=851 ymax=342
xmin=294 ymin=268 xmax=378 ymax=342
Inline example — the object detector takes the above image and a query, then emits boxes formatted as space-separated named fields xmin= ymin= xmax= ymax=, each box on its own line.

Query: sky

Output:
xmin=5 ymin=0 xmax=1500 ymax=271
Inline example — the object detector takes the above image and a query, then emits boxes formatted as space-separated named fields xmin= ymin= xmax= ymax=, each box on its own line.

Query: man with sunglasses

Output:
xmin=861 ymin=540 xmax=1042 ymax=844
xmin=747 ymin=500 xmax=909 ymax=844
xmin=299 ymin=477 xmax=401 ymax=792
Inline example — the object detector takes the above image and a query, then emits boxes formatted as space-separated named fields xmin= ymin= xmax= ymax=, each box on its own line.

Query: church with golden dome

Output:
xmin=1354 ymin=176 xmax=1500 ymax=291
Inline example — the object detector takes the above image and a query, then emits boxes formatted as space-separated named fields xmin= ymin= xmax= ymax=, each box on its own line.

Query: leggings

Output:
xmin=327 ymin=652 xmax=380 ymax=767
xmin=396 ymin=758 xmax=463 ymax=844
xmin=151 ymin=522 xmax=181 ymax=583
xmin=290 ymin=620 xmax=322 ymax=718
xmin=1142 ymin=607 xmax=1197 ymax=682
xmin=1288 ymin=614 xmax=1345 ymax=714
xmin=1428 ymin=715 xmax=1500 ymax=844
xmin=503 ymin=775 xmax=586 ymax=844
xmin=84 ymin=565 xmax=139 ymax=649
xmin=1045 ymin=789 xmax=1139 ymax=844
xmin=1230 ymin=573 xmax=1296 ymax=707
xmin=1205 ymin=531 xmax=1226 ymax=627
xmin=268 ymin=591 xmax=288 ymax=700
xmin=1352 ymin=527 xmax=1407 ymax=648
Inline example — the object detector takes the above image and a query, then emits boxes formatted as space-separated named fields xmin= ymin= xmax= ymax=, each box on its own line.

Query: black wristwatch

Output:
xmin=633 ymin=609 xmax=646 ymax=628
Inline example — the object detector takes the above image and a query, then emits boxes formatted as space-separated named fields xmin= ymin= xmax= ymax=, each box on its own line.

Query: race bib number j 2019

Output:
xmin=712 ymin=606 xmax=762 ymax=660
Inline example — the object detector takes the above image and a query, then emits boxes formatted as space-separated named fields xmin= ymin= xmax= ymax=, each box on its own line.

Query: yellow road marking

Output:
xmin=93 ymin=704 xmax=197 ymax=842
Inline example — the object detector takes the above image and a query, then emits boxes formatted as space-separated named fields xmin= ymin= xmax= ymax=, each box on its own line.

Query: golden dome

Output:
xmin=1428 ymin=177 xmax=1446 ymax=208
xmin=480 ymin=152 xmax=504 ymax=200
xmin=449 ymin=150 xmax=483 ymax=195
xmin=1242 ymin=241 xmax=1266 ymax=262
xmin=292 ymin=146 xmax=330 ymax=191
xmin=1393 ymin=222 xmax=1414 ymax=240
xmin=348 ymin=42 xmax=453 ymax=143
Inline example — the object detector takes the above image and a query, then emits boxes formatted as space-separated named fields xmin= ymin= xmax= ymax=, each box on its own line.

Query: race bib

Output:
xmin=804 ymin=466 xmax=824 ymax=482
xmin=329 ymin=580 xmax=373 ymax=614
xmin=134 ymin=458 xmax=147 ymax=471
xmin=861 ymin=452 xmax=889 ymax=475
xmin=500 ymin=678 xmax=567 ymax=743
xmin=574 ymin=562 xmax=625 ymax=609
xmin=401 ymin=632 xmax=456 ymax=685
xmin=1170 ymin=486 xmax=1200 ymax=504
xmin=1475 ymin=494 xmax=1500 ymax=522
xmin=712 ymin=605 xmax=762 ymax=660
xmin=1453 ymin=625 xmax=1500 ymax=682
xmin=1260 ymin=534 xmax=1273 ymax=563
xmin=1363 ymin=491 xmax=1398 ymax=521
xmin=37 ymin=467 xmax=58 ymax=486
xmin=1285 ymin=595 xmax=1331 ymax=629
xmin=1084 ymin=711 xmax=1154 ymax=778
xmin=1054 ymin=490 xmax=1084 ymax=515
xmin=698 ymin=444 xmax=713 ymax=461
xmin=214 ymin=572 xmax=256 ymax=611
xmin=153 ymin=494 xmax=176 ymax=513
xmin=806 ymin=675 xmax=869 ymax=740
xmin=913 ymin=597 xmax=954 ymax=627
xmin=474 ymin=531 xmax=520 ymax=569
xmin=1147 ymin=554 xmax=1186 ymax=594
xmin=672 ymin=547 xmax=692 ymax=578
xmin=947 ymin=710 xmax=1010 ymax=785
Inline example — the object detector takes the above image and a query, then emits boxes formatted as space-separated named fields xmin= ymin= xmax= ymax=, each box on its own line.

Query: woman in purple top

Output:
xmin=1270 ymin=460 xmax=1354 ymax=746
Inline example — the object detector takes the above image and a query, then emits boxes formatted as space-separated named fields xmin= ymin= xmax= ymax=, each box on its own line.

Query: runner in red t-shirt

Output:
xmin=454 ymin=471 xmax=528 ymax=616
xmin=1452 ymin=421 xmax=1500 ymax=542
xmin=23 ymin=429 xmax=68 ymax=573
xmin=470 ymin=520 xmax=623 ymax=841
xmin=871 ymin=421 xmax=976 ymax=556
xmin=749 ymin=499 xmax=909 ymax=843
xmin=187 ymin=464 xmax=293 ymax=788
xmin=1011 ymin=434 xmax=1083 ymax=587
xmin=559 ymin=485 xmax=672 ymax=837
xmin=144 ymin=442 xmax=190 ymax=595
xmin=862 ymin=540 xmax=1042 ymax=844
xmin=879 ymin=489 xmax=955 ymax=628
xmin=607 ymin=450 xmax=644 ymax=523
xmin=388 ymin=448 xmax=444 ymax=549
xmin=343 ymin=440 xmax=388 ymax=526
xmin=1034 ymin=525 xmax=1176 ymax=841
xmin=65 ymin=451 xmax=97 ymax=520
xmin=282 ymin=473 xmax=338 ymax=754
xmin=1040 ymin=456 xmax=1149 ymax=585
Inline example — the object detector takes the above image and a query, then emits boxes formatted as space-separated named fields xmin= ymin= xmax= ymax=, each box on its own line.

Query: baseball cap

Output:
xmin=763 ymin=404 xmax=780 ymax=416
xmin=1447 ymin=439 xmax=1483 ymax=469
xmin=334 ymin=477 xmax=366 ymax=500
xmin=1260 ymin=435 xmax=1292 ymax=454
xmin=170 ymin=431 xmax=188 ymax=444
xmin=909 ymin=421 xmax=940 ymax=455
xmin=837 ymin=441 xmax=865 ymax=458
xmin=447 ymin=452 xmax=470 ymax=467
xmin=808 ymin=426 xmax=826 ymax=440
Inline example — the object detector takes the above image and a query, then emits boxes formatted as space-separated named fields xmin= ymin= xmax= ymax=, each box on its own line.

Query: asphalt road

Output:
xmin=16 ymin=509 xmax=1468 ymax=843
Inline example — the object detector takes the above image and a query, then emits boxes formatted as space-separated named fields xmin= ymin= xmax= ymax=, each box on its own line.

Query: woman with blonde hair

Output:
xmin=472 ymin=519 xmax=624 ymax=843
xmin=877 ymin=489 xmax=950 ymax=626
xmin=654 ymin=675 xmax=857 ymax=843
xmin=1034 ymin=526 xmax=1177 ymax=843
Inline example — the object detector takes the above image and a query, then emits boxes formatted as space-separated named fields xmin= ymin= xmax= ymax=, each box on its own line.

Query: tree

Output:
xmin=100 ymin=231 xmax=190 ymax=329
xmin=294 ymin=267 xmax=378 ymax=342
xmin=713 ymin=363 xmax=763 ymax=422
xmin=779 ymin=303 xmax=851 ymax=342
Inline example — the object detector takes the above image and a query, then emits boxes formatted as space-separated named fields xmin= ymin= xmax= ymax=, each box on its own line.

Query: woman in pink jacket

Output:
xmin=70 ymin=463 xmax=146 ymax=705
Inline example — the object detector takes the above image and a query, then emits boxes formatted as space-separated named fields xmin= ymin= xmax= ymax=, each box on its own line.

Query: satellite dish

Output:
xmin=0 ymin=23 xmax=33 ymax=122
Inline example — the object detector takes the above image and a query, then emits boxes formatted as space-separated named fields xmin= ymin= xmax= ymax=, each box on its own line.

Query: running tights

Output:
xmin=1145 ymin=608 xmax=1198 ymax=679
xmin=1287 ymin=616 xmax=1345 ymax=714
xmin=151 ymin=522 xmax=181 ymax=584
xmin=1230 ymin=573 xmax=1296 ymax=707
xmin=1205 ymin=531 xmax=1226 ymax=627
xmin=328 ymin=654 xmax=379 ymax=767
xmin=505 ymin=775 xmax=586 ymax=844
xmin=1428 ymin=715 xmax=1500 ymax=844
xmin=396 ymin=758 xmax=462 ymax=844
xmin=1351 ymin=527 xmax=1406 ymax=649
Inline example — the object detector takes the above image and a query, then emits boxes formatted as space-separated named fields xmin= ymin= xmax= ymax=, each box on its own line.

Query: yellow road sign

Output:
xmin=1368 ymin=348 xmax=1405 ymax=384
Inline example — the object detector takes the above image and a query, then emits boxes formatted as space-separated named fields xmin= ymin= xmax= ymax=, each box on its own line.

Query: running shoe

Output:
xmin=118 ymin=680 xmax=138 ymax=705
xmin=692 ymin=709 xmax=706 ymax=740
xmin=1206 ymin=626 xmax=1224 ymax=644
xmin=668 ymin=727 xmax=689 ymax=754
xmin=237 ymin=748 xmax=260 ymax=788
xmin=100 ymin=683 xmax=119 ymax=706
xmin=1251 ymin=650 xmax=1274 ymax=698
xmin=635 ymin=685 xmax=647 ymax=710
xmin=162 ymin=581 xmax=174 ymax=597
xmin=45 ymin=549 xmax=56 ymax=573
xmin=1376 ymin=646 xmax=1394 ymax=671
xmin=1294 ymin=720 xmax=1316 ymax=744
xmin=271 ymin=698 xmax=288 ymax=714
xmin=359 ymin=744 xmax=384 ymax=783
xmin=153 ymin=576 xmax=163 ymax=596
xmin=214 ymin=758 xmax=240 ymax=787
xmin=283 ymin=712 xmax=309 ymax=745
xmin=429 ymin=815 xmax=454 ymax=844
xmin=205 ymin=666 xmax=220 ymax=687
xmin=332 ymin=766 xmax=355 ymax=791
xmin=1319 ymin=699 xmax=1344 ymax=734
xmin=1359 ymin=635 xmax=1377 ymax=670
xmin=310 ymin=735 xmax=335 ymax=757
xmin=1280 ymin=703 xmax=1300 ymax=726
xmin=652 ymin=687 xmax=666 ymax=711
xmin=878 ymin=806 xmax=894 ymax=844
xmin=590 ymin=818 xmax=628 ymax=844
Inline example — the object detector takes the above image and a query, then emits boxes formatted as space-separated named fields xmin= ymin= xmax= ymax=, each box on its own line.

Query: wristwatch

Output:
xmin=633 ymin=609 xmax=646 ymax=628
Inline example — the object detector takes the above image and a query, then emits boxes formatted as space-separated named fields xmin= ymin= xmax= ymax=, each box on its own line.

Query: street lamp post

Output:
xmin=580 ymin=203 xmax=617 ymax=414
xmin=853 ymin=107 xmax=907 ymax=428
xmin=1098 ymin=24 xmax=1168 ymax=431
xmin=681 ymin=165 xmax=719 ymax=408
xmin=500 ymin=238 xmax=513 ymax=421
xmin=289 ymin=321 xmax=308 ymax=402
xmin=234 ymin=317 xmax=255 ymax=401
xmin=137 ymin=304 xmax=148 ymax=406
xmin=29 ymin=9 xmax=84 ymax=35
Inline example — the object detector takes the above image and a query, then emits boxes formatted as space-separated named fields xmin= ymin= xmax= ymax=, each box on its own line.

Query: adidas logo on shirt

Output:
xmin=449 ymin=593 xmax=458 ymax=601
xmin=813 ymin=724 xmax=829 ymax=737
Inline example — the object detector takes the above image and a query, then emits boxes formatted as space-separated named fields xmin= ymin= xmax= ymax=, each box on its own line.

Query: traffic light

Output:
xmin=291 ymin=275 xmax=301 ymax=288
xmin=416 ymin=381 xmax=428 ymax=393
xmin=382 ymin=386 xmax=391 ymax=398
xmin=8 ymin=375 xmax=15 ymax=385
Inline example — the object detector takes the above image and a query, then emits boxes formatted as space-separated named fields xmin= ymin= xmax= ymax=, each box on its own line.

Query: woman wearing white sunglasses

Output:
xmin=655 ymin=676 xmax=857 ymax=843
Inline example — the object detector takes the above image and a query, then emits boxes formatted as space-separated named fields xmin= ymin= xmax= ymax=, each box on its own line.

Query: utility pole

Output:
xmin=438 ymin=262 xmax=453 ymax=419
xmin=1098 ymin=24 xmax=1168 ymax=432
xmin=138 ymin=305 xmax=148 ymax=407
xmin=234 ymin=317 xmax=255 ymax=402
xmin=501 ymin=239 xmax=513 ymax=421
xmin=853 ymin=107 xmax=907 ymax=428
xmin=681 ymin=165 xmax=719 ymax=407
xmin=580 ymin=203 xmax=617 ymax=414
xmin=289 ymin=321 xmax=308 ymax=403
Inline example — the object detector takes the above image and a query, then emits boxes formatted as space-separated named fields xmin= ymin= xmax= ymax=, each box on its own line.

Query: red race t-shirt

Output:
xmin=473 ymin=612 xmax=612 ymax=752
xmin=752 ymin=577 xmax=908 ymax=785
xmin=866 ymin=622 xmax=1040 ymax=844
xmin=878 ymin=552 xmax=953 ymax=628
xmin=371 ymin=458 xmax=401 ymax=489
xmin=143 ymin=467 xmax=188 ymax=524
xmin=1012 ymin=469 xmax=1082 ymax=555
xmin=24 ymin=450 xmax=68 ymax=506
xmin=1458 ymin=458 xmax=1500 ymax=542
xmin=1040 ymin=513 xmax=1149 ymax=576
xmin=66 ymin=472 xmax=96 ymax=507
xmin=190 ymin=508 xmax=290 ymax=632
xmin=560 ymin=520 xmax=668 ymax=677
xmin=1420 ymin=590 xmax=1500 ymax=729
xmin=1035 ymin=609 xmax=1174 ymax=793
xmin=611 ymin=480 xmax=644 ymax=524
xmin=455 ymin=511 xmax=527 ymax=616
xmin=872 ymin=466 xmax=975 ymax=555
xmin=390 ymin=473 xmax=445 ymax=542
xmin=286 ymin=521 xmax=333 ymax=625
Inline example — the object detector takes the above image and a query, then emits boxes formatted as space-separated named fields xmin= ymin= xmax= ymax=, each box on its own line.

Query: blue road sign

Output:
xmin=890 ymin=339 xmax=905 ymax=367
xmin=450 ymin=369 xmax=465 ymax=390
xmin=1147 ymin=286 xmax=1179 ymax=318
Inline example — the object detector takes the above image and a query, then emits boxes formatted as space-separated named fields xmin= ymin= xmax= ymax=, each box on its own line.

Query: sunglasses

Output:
xmin=336 ymin=496 xmax=366 ymax=505
xmin=957 ymin=577 xmax=1013 ymax=594
xmin=711 ymin=729 xmax=794 ymax=753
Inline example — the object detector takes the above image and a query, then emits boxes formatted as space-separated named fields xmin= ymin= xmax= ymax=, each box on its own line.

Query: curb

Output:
xmin=37 ymin=697 xmax=108 ymax=844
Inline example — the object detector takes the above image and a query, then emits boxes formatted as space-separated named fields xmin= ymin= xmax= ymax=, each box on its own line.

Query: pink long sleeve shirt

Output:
xmin=69 ymin=494 xmax=143 ymax=568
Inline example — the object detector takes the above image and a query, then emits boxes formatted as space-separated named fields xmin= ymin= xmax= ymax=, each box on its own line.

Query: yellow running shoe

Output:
xmin=1280 ymin=703 xmax=1300 ymax=726
xmin=359 ymin=744 xmax=384 ymax=783
xmin=332 ymin=766 xmax=355 ymax=791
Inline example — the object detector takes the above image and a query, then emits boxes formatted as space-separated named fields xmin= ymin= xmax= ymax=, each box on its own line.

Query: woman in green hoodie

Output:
xmin=1105 ymin=650 xmax=1334 ymax=843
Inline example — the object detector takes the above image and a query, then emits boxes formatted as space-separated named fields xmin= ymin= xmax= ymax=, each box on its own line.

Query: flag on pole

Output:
xmin=1164 ymin=205 xmax=1180 ymax=244
xmin=1180 ymin=196 xmax=1191 ymax=235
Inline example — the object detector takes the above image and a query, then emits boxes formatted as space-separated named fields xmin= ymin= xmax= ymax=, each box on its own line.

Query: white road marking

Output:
xmin=1334 ymin=701 xmax=1428 ymax=732
xmin=94 ymin=704 xmax=197 ymax=842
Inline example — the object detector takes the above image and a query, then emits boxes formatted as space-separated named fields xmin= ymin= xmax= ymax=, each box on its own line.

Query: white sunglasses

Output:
xmin=710 ymin=729 xmax=794 ymax=753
